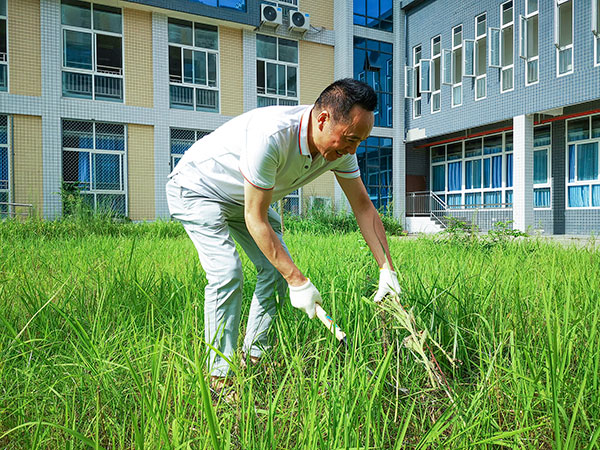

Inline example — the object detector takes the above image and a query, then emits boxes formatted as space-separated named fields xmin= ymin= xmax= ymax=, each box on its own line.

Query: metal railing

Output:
xmin=406 ymin=191 xmax=449 ymax=228
xmin=0 ymin=202 xmax=34 ymax=219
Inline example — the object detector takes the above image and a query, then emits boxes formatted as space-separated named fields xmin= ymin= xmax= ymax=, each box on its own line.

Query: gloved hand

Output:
xmin=374 ymin=268 xmax=401 ymax=303
xmin=289 ymin=279 xmax=322 ymax=319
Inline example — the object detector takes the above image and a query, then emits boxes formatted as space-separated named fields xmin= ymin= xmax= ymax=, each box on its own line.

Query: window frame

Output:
xmin=353 ymin=0 xmax=394 ymax=32
xmin=61 ymin=120 xmax=128 ymax=216
xmin=0 ymin=115 xmax=10 ymax=216
xmin=169 ymin=128 xmax=211 ymax=170
xmin=565 ymin=114 xmax=600 ymax=209
xmin=533 ymin=123 xmax=552 ymax=209
xmin=61 ymin=2 xmax=125 ymax=102
xmin=500 ymin=0 xmax=514 ymax=93
xmin=451 ymin=25 xmax=463 ymax=108
xmin=475 ymin=13 xmax=487 ymax=101
xmin=520 ymin=2 xmax=539 ymax=86
xmin=256 ymin=33 xmax=299 ymax=108
xmin=0 ymin=1 xmax=8 ymax=92
xmin=593 ymin=0 xmax=600 ymax=66
xmin=431 ymin=35 xmax=441 ymax=114
xmin=168 ymin=19 xmax=220 ymax=112
xmin=555 ymin=0 xmax=574 ymax=77
xmin=412 ymin=44 xmax=422 ymax=119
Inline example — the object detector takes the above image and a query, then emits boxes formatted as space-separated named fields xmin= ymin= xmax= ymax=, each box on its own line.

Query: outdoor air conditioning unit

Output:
xmin=261 ymin=4 xmax=283 ymax=28
xmin=289 ymin=10 xmax=310 ymax=32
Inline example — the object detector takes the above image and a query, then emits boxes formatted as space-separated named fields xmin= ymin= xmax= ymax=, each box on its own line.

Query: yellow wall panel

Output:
xmin=220 ymin=26 xmax=243 ymax=117
xmin=13 ymin=115 xmax=43 ymax=216
xmin=300 ymin=0 xmax=334 ymax=30
xmin=8 ymin=0 xmax=41 ymax=96
xmin=299 ymin=41 xmax=334 ymax=105
xmin=124 ymin=8 xmax=153 ymax=108
xmin=302 ymin=171 xmax=336 ymax=211
xmin=128 ymin=124 xmax=155 ymax=220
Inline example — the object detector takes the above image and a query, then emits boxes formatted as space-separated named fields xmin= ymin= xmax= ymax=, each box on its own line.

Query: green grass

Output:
xmin=0 ymin=218 xmax=599 ymax=449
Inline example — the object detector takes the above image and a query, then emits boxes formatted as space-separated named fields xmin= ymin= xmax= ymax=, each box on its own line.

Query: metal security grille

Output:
xmin=281 ymin=188 xmax=301 ymax=215
xmin=0 ymin=115 xmax=8 ymax=216
xmin=61 ymin=120 xmax=126 ymax=216
xmin=170 ymin=128 xmax=210 ymax=170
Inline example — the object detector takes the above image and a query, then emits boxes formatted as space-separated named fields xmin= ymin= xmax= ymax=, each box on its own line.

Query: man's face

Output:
xmin=315 ymin=105 xmax=374 ymax=162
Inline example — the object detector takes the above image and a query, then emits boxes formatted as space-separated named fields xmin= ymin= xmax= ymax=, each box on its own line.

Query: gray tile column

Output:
xmin=393 ymin=4 xmax=406 ymax=223
xmin=513 ymin=114 xmax=534 ymax=231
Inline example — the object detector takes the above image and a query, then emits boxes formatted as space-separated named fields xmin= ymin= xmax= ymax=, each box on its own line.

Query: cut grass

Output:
xmin=0 ymin=219 xmax=599 ymax=448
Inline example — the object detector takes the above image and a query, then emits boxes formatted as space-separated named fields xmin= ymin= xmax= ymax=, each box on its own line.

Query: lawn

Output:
xmin=0 ymin=218 xmax=599 ymax=449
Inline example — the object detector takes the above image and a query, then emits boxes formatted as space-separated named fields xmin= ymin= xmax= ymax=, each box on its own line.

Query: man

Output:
xmin=166 ymin=78 xmax=400 ymax=390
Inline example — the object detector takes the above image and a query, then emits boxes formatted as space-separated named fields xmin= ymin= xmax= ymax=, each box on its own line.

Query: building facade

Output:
xmin=1 ymin=0 xmax=599 ymax=235
xmin=0 ymin=0 xmax=337 ymax=220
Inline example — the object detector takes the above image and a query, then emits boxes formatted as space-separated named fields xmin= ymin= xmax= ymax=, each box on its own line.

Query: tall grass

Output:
xmin=0 ymin=218 xmax=599 ymax=448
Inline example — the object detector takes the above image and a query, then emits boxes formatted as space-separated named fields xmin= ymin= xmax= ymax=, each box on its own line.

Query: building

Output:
xmin=2 ymin=0 xmax=600 ymax=235
xmin=0 ymin=0 xmax=337 ymax=220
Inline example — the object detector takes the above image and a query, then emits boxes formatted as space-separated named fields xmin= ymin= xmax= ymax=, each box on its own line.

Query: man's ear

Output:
xmin=316 ymin=110 xmax=329 ymax=130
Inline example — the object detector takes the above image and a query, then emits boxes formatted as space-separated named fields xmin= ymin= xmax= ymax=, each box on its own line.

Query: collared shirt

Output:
xmin=169 ymin=105 xmax=360 ymax=205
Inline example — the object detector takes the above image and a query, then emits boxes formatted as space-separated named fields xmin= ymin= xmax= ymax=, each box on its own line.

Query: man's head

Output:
xmin=310 ymin=78 xmax=377 ymax=162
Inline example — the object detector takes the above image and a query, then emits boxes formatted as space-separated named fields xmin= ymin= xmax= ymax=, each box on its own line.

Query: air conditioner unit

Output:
xmin=289 ymin=10 xmax=310 ymax=32
xmin=261 ymin=4 xmax=283 ymax=28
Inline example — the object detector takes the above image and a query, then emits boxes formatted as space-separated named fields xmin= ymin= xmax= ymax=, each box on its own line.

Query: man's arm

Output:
xmin=243 ymin=181 xmax=307 ymax=287
xmin=336 ymin=175 xmax=394 ymax=271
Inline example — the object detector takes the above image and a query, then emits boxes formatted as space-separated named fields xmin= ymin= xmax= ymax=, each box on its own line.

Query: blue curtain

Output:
xmin=448 ymin=162 xmax=461 ymax=191
xmin=96 ymin=136 xmax=125 ymax=151
xmin=484 ymin=191 xmax=501 ymax=207
xmin=80 ymin=136 xmax=94 ymax=148
xmin=483 ymin=158 xmax=490 ymax=188
xmin=568 ymin=185 xmax=589 ymax=207
xmin=465 ymin=192 xmax=480 ymax=208
xmin=505 ymin=190 xmax=513 ymax=206
xmin=533 ymin=150 xmax=547 ymax=184
xmin=577 ymin=142 xmax=599 ymax=181
xmin=534 ymin=188 xmax=550 ymax=208
xmin=569 ymin=144 xmax=576 ymax=182
xmin=593 ymin=185 xmax=600 ymax=207
xmin=506 ymin=153 xmax=513 ymax=187
xmin=94 ymin=154 xmax=120 ymax=190
xmin=492 ymin=155 xmax=502 ymax=188
xmin=466 ymin=160 xmax=481 ymax=189
xmin=78 ymin=152 xmax=90 ymax=189
xmin=432 ymin=165 xmax=445 ymax=191
xmin=447 ymin=194 xmax=462 ymax=208
xmin=0 ymin=129 xmax=7 ymax=145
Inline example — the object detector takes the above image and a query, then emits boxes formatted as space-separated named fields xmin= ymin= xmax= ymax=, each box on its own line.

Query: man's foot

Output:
xmin=209 ymin=376 xmax=238 ymax=403
xmin=240 ymin=353 xmax=261 ymax=370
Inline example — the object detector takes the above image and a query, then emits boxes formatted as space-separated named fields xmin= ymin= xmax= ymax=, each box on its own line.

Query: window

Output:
xmin=62 ymin=120 xmax=126 ymax=216
xmin=412 ymin=45 xmax=422 ymax=118
xmin=189 ymin=0 xmax=246 ymax=11
xmin=0 ymin=115 xmax=8 ymax=216
xmin=451 ymin=25 xmax=462 ymax=107
xmin=500 ymin=1 xmax=514 ymax=92
xmin=61 ymin=0 xmax=123 ymax=102
xmin=256 ymin=34 xmax=298 ymax=107
xmin=0 ymin=0 xmax=7 ymax=92
xmin=169 ymin=19 xmax=219 ymax=112
xmin=520 ymin=0 xmax=539 ymax=85
xmin=354 ymin=37 xmax=393 ymax=127
xmin=593 ymin=0 xmax=600 ymax=65
xmin=357 ymin=136 xmax=393 ymax=210
xmin=475 ymin=14 xmax=487 ymax=100
xmin=431 ymin=131 xmax=514 ymax=209
xmin=170 ymin=128 xmax=210 ymax=169
xmin=534 ymin=125 xmax=551 ymax=208
xmin=555 ymin=0 xmax=573 ymax=76
xmin=566 ymin=115 xmax=600 ymax=208
xmin=431 ymin=36 xmax=441 ymax=113
xmin=353 ymin=0 xmax=393 ymax=31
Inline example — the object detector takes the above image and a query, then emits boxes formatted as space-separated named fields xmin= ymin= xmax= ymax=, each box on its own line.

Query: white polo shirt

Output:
xmin=169 ymin=105 xmax=361 ymax=205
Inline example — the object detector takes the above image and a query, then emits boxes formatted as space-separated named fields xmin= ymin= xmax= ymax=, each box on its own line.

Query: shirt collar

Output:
xmin=298 ymin=106 xmax=312 ymax=156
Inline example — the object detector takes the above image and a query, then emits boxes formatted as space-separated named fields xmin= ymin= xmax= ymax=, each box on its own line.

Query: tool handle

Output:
xmin=315 ymin=304 xmax=347 ymax=343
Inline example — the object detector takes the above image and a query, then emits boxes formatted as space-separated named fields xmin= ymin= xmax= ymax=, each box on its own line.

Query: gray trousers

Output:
xmin=166 ymin=178 xmax=288 ymax=376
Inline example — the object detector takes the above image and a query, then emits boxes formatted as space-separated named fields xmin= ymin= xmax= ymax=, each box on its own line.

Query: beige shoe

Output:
xmin=209 ymin=376 xmax=238 ymax=403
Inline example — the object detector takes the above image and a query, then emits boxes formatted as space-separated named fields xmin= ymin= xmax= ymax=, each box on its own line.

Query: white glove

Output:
xmin=289 ymin=279 xmax=322 ymax=319
xmin=374 ymin=269 xmax=401 ymax=303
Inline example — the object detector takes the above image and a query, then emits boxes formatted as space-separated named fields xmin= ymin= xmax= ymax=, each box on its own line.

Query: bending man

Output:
xmin=166 ymin=78 xmax=400 ymax=386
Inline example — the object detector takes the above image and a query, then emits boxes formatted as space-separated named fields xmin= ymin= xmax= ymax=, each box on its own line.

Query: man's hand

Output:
xmin=289 ymin=279 xmax=322 ymax=319
xmin=374 ymin=268 xmax=401 ymax=303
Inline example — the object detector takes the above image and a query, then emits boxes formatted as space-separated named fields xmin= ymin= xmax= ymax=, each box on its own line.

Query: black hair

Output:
xmin=313 ymin=78 xmax=377 ymax=123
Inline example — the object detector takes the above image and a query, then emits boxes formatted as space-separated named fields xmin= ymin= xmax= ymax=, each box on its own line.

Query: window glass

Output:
xmin=96 ymin=34 xmax=122 ymax=73
xmin=502 ymin=1 xmax=513 ymax=25
xmin=432 ymin=165 xmax=445 ymax=191
xmin=193 ymin=51 xmax=207 ymax=85
xmin=287 ymin=66 xmax=297 ymax=96
xmin=528 ymin=15 xmax=538 ymax=57
xmin=534 ymin=125 xmax=551 ymax=147
xmin=447 ymin=142 xmax=462 ymax=160
xmin=0 ymin=0 xmax=5 ymax=16
xmin=1 ymin=18 xmax=8 ymax=56
xmin=501 ymin=26 xmax=513 ymax=66
xmin=93 ymin=5 xmax=121 ymax=33
xmin=432 ymin=36 xmax=440 ymax=56
xmin=465 ymin=139 xmax=482 ymax=157
xmin=431 ymin=146 xmax=445 ymax=162
xmin=278 ymin=38 xmax=298 ymax=63
xmin=558 ymin=1 xmax=572 ymax=48
xmin=62 ymin=0 xmax=91 ymax=28
xmin=484 ymin=135 xmax=502 ymax=154
xmin=64 ymin=30 xmax=93 ymax=70
xmin=568 ymin=118 xmax=590 ymax=142
xmin=257 ymin=34 xmax=277 ymax=60
xmin=476 ymin=14 xmax=486 ymax=37
xmin=168 ymin=19 xmax=193 ymax=46
xmin=527 ymin=0 xmax=538 ymax=14
xmin=577 ymin=143 xmax=599 ymax=181
xmin=533 ymin=149 xmax=548 ymax=184
xmin=505 ymin=132 xmax=513 ymax=152
xmin=592 ymin=115 xmax=600 ymax=139
xmin=453 ymin=26 xmax=462 ymax=47
xmin=195 ymin=23 xmax=218 ymax=50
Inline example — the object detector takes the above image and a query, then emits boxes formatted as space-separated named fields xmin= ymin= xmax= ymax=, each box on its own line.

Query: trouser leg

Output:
xmin=166 ymin=181 xmax=243 ymax=377
xmin=228 ymin=207 xmax=288 ymax=358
